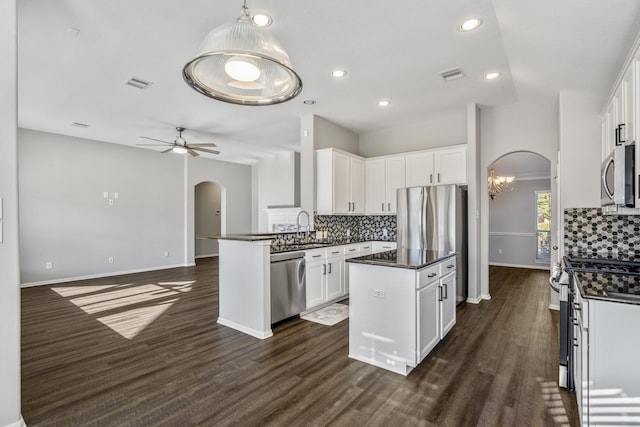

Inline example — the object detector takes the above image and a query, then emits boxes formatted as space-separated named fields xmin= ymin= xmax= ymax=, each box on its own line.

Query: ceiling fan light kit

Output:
xmin=182 ymin=0 xmax=302 ymax=106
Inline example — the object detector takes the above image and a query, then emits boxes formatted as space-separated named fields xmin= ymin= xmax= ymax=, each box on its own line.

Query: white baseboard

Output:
xmin=217 ymin=317 xmax=273 ymax=340
xmin=195 ymin=253 xmax=218 ymax=259
xmin=466 ymin=296 xmax=482 ymax=304
xmin=4 ymin=415 xmax=26 ymax=427
xmin=481 ymin=293 xmax=491 ymax=300
xmin=489 ymin=262 xmax=550 ymax=271
xmin=548 ymin=304 xmax=560 ymax=311
xmin=20 ymin=263 xmax=191 ymax=288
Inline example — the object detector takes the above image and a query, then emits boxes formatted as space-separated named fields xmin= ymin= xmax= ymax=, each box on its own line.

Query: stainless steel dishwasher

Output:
xmin=270 ymin=251 xmax=306 ymax=324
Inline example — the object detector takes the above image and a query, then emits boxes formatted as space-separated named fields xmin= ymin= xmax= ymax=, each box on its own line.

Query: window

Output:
xmin=535 ymin=190 xmax=551 ymax=261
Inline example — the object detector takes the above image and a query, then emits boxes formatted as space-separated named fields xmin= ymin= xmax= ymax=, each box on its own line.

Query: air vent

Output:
xmin=71 ymin=122 xmax=89 ymax=128
xmin=126 ymin=77 xmax=153 ymax=89
xmin=440 ymin=67 xmax=465 ymax=81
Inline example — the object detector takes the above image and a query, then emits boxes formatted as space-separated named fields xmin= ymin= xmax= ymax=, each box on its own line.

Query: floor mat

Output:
xmin=301 ymin=303 xmax=349 ymax=326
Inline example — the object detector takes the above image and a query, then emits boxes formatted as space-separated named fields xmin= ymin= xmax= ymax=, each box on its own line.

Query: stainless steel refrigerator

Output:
xmin=397 ymin=185 xmax=468 ymax=304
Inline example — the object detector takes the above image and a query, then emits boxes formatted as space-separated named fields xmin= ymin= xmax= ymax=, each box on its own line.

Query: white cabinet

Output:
xmin=417 ymin=279 xmax=440 ymax=360
xmin=371 ymin=241 xmax=397 ymax=253
xmin=405 ymin=146 xmax=467 ymax=187
xmin=305 ymin=261 xmax=327 ymax=309
xmin=325 ymin=256 xmax=344 ymax=301
xmin=572 ymin=282 xmax=640 ymax=426
xmin=365 ymin=156 xmax=405 ymax=214
xmin=304 ymin=245 xmax=347 ymax=310
xmin=316 ymin=148 xmax=365 ymax=215
xmin=439 ymin=271 xmax=456 ymax=337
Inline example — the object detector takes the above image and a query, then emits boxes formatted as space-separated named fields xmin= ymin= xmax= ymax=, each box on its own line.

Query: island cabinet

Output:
xmin=316 ymin=148 xmax=365 ymax=215
xmin=348 ymin=253 xmax=457 ymax=376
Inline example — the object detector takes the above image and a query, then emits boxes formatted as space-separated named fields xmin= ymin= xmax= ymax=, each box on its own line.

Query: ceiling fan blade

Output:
xmin=187 ymin=149 xmax=200 ymax=157
xmin=140 ymin=136 xmax=172 ymax=145
xmin=190 ymin=146 xmax=220 ymax=155
xmin=137 ymin=143 xmax=171 ymax=147
xmin=186 ymin=142 xmax=218 ymax=147
xmin=161 ymin=148 xmax=173 ymax=153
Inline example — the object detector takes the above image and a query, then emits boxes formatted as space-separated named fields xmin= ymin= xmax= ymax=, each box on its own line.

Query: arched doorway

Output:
xmin=194 ymin=181 xmax=222 ymax=258
xmin=484 ymin=150 xmax=559 ymax=309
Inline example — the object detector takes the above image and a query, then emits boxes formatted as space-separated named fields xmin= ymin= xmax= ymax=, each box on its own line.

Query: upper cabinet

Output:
xmin=405 ymin=145 xmax=467 ymax=187
xmin=317 ymin=148 xmax=365 ymax=215
xmin=365 ymin=156 xmax=405 ymax=214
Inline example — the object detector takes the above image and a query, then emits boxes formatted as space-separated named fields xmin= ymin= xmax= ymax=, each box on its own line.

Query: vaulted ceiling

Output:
xmin=18 ymin=0 xmax=640 ymax=164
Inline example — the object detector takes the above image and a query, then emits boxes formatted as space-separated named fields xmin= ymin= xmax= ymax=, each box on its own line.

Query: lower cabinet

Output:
xmin=440 ymin=271 xmax=456 ymax=337
xmin=305 ymin=261 xmax=327 ymax=309
xmin=325 ymin=256 xmax=344 ymax=301
xmin=417 ymin=281 xmax=440 ymax=360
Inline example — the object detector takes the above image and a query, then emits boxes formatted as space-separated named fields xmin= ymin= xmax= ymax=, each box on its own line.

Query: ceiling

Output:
xmin=18 ymin=0 xmax=640 ymax=164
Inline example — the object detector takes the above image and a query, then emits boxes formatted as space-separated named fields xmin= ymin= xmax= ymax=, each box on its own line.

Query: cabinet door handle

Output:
xmin=388 ymin=202 xmax=391 ymax=211
xmin=349 ymin=248 xmax=356 ymax=252
xmin=382 ymin=202 xmax=385 ymax=211
xmin=619 ymin=123 xmax=626 ymax=144
xmin=447 ymin=264 xmax=455 ymax=269
xmin=438 ymin=285 xmax=443 ymax=301
xmin=331 ymin=250 xmax=340 ymax=255
xmin=352 ymin=202 xmax=355 ymax=211
xmin=322 ymin=264 xmax=326 ymax=275
xmin=437 ymin=173 xmax=441 ymax=183
xmin=427 ymin=273 xmax=437 ymax=278
xmin=312 ymin=254 xmax=322 ymax=258
xmin=573 ymin=303 xmax=582 ymax=311
xmin=443 ymin=283 xmax=448 ymax=299
xmin=328 ymin=263 xmax=332 ymax=274
xmin=429 ymin=173 xmax=433 ymax=184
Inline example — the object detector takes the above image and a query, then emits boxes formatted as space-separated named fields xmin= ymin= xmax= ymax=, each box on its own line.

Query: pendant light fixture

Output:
xmin=182 ymin=0 xmax=303 ymax=106
xmin=488 ymin=167 xmax=515 ymax=199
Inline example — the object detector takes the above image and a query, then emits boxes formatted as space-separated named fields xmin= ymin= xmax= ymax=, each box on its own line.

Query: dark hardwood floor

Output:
xmin=21 ymin=261 xmax=579 ymax=426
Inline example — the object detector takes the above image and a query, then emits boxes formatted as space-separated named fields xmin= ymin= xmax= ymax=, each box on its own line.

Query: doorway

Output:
xmin=488 ymin=152 xmax=552 ymax=270
xmin=195 ymin=181 xmax=222 ymax=258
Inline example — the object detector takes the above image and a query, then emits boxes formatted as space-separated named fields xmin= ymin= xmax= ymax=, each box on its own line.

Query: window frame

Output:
xmin=534 ymin=189 xmax=551 ymax=262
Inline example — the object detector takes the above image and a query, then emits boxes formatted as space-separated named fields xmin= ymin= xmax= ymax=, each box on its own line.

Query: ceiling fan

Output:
xmin=137 ymin=127 xmax=220 ymax=156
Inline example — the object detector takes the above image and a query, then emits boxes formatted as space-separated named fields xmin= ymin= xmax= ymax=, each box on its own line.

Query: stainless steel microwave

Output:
xmin=601 ymin=143 xmax=635 ymax=207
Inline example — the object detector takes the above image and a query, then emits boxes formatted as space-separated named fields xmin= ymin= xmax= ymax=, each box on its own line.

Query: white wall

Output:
xmin=359 ymin=108 xmax=467 ymax=157
xmin=313 ymin=115 xmax=359 ymax=154
xmin=195 ymin=182 xmax=221 ymax=257
xmin=185 ymin=154 xmax=252 ymax=263
xmin=19 ymin=129 xmax=252 ymax=284
xmin=0 ymin=0 xmax=21 ymax=425
xmin=489 ymin=178 xmax=551 ymax=268
xmin=559 ymin=90 xmax=602 ymax=209
xmin=480 ymin=102 xmax=559 ymax=299
xmin=255 ymin=151 xmax=299 ymax=232
xmin=19 ymin=129 xmax=185 ymax=284
xmin=466 ymin=104 xmax=481 ymax=303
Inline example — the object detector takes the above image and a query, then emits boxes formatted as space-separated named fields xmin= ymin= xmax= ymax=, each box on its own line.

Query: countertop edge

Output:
xmin=346 ymin=252 xmax=456 ymax=270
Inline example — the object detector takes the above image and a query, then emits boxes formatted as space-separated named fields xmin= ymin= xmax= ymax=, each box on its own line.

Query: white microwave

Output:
xmin=601 ymin=143 xmax=635 ymax=207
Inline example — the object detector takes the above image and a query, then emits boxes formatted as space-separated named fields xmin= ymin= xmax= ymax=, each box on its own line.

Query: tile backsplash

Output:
xmin=564 ymin=208 xmax=640 ymax=255
xmin=315 ymin=215 xmax=397 ymax=242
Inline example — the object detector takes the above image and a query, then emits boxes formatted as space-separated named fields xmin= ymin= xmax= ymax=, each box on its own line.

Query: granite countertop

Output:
xmin=206 ymin=234 xmax=277 ymax=242
xmin=270 ymin=238 xmax=394 ymax=253
xmin=575 ymin=271 xmax=640 ymax=305
xmin=346 ymin=249 xmax=456 ymax=270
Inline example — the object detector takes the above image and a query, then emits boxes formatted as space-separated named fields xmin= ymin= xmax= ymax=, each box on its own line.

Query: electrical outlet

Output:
xmin=108 ymin=256 xmax=114 ymax=264
xmin=498 ymin=249 xmax=503 ymax=255
xmin=164 ymin=251 xmax=169 ymax=257
xmin=373 ymin=289 xmax=385 ymax=298
xmin=109 ymin=199 xmax=114 ymax=206
xmin=45 ymin=261 xmax=53 ymax=270
xmin=103 ymin=192 xmax=108 ymax=198
xmin=382 ymin=228 xmax=388 ymax=237
xmin=114 ymin=192 xmax=119 ymax=199
xmin=347 ymin=229 xmax=351 ymax=237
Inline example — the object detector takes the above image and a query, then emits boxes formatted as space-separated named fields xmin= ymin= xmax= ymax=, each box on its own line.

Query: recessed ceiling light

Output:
xmin=71 ymin=122 xmax=89 ymax=128
xmin=303 ymin=100 xmax=316 ymax=105
xmin=331 ymin=70 xmax=347 ymax=78
xmin=378 ymin=100 xmax=390 ymax=107
xmin=459 ymin=18 xmax=482 ymax=32
xmin=484 ymin=72 xmax=502 ymax=80
xmin=252 ymin=14 xmax=272 ymax=27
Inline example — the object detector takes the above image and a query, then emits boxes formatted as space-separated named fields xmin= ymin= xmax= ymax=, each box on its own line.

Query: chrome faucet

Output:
xmin=296 ymin=210 xmax=310 ymax=238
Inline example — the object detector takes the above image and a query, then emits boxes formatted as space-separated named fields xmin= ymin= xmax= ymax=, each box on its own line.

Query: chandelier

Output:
xmin=488 ymin=168 xmax=515 ymax=199
xmin=182 ymin=0 xmax=303 ymax=106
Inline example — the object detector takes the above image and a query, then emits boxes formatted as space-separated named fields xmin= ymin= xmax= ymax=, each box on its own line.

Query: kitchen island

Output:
xmin=347 ymin=249 xmax=457 ymax=375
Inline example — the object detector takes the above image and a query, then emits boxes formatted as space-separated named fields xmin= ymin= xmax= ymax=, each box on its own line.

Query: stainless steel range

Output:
xmin=556 ymin=254 xmax=640 ymax=391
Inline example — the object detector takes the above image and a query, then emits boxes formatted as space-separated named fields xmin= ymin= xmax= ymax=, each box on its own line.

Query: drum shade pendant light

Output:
xmin=183 ymin=0 xmax=302 ymax=106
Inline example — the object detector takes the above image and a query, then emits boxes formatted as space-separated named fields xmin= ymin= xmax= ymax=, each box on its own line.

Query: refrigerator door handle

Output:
xmin=419 ymin=188 xmax=426 ymax=249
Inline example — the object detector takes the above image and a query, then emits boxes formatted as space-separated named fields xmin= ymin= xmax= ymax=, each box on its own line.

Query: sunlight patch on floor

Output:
xmin=52 ymin=281 xmax=195 ymax=339
xmin=537 ymin=377 xmax=570 ymax=427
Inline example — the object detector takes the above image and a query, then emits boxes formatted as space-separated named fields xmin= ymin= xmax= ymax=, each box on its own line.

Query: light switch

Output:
xmin=114 ymin=192 xmax=119 ymax=199
xmin=0 ymin=222 xmax=3 ymax=243
xmin=103 ymin=192 xmax=109 ymax=198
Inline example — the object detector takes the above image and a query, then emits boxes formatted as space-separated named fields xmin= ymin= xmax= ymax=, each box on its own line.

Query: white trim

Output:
xmin=481 ymin=293 xmax=491 ymax=300
xmin=466 ymin=296 xmax=482 ymax=304
xmin=217 ymin=317 xmax=273 ymax=340
xmin=489 ymin=231 xmax=535 ymax=237
xmin=548 ymin=304 xmax=560 ymax=311
xmin=489 ymin=262 xmax=550 ymax=271
xmin=195 ymin=253 xmax=218 ymax=259
xmin=602 ymin=29 xmax=640 ymax=113
xmin=4 ymin=415 xmax=26 ymax=427
xmin=20 ymin=263 xmax=192 ymax=288
xmin=513 ymin=172 xmax=551 ymax=181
